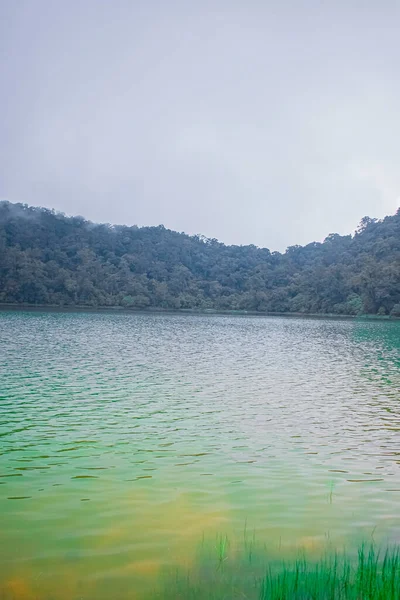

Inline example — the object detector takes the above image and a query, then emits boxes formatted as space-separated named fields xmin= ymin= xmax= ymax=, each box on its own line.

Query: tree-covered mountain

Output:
xmin=0 ymin=201 xmax=399 ymax=316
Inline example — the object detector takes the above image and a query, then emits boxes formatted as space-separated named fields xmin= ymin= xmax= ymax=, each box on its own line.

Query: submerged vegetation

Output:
xmin=0 ymin=201 xmax=399 ymax=315
xmin=155 ymin=537 xmax=400 ymax=600
xmin=2 ymin=536 xmax=399 ymax=600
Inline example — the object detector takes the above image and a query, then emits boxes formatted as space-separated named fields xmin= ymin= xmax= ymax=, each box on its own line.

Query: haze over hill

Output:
xmin=1 ymin=2 xmax=400 ymax=249
xmin=0 ymin=201 xmax=399 ymax=316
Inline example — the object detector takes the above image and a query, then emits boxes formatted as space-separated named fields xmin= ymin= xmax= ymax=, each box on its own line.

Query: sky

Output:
xmin=1 ymin=1 xmax=399 ymax=251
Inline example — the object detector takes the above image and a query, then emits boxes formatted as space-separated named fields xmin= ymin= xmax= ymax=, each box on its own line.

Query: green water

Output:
xmin=0 ymin=311 xmax=399 ymax=599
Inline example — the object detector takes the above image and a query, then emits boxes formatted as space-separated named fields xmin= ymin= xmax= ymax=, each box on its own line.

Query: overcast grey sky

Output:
xmin=1 ymin=1 xmax=399 ymax=250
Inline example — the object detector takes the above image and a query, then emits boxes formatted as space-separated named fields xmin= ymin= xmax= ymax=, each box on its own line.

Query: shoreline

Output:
xmin=0 ymin=302 xmax=399 ymax=321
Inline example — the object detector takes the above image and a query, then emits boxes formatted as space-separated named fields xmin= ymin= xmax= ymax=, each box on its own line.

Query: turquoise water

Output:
xmin=0 ymin=311 xmax=399 ymax=599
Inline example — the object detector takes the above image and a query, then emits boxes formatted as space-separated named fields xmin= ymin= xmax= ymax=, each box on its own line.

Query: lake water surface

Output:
xmin=0 ymin=311 xmax=399 ymax=599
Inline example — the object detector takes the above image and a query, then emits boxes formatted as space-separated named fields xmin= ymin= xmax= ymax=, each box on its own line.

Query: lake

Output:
xmin=0 ymin=311 xmax=399 ymax=599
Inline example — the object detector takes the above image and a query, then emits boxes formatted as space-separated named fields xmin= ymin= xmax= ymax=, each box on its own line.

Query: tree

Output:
xmin=0 ymin=200 xmax=399 ymax=316
xmin=390 ymin=304 xmax=400 ymax=317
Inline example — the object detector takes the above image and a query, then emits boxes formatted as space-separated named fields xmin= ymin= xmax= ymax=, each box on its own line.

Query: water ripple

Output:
xmin=0 ymin=311 xmax=399 ymax=598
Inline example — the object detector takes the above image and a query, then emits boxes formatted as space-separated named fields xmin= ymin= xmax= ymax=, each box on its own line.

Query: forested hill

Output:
xmin=0 ymin=201 xmax=399 ymax=316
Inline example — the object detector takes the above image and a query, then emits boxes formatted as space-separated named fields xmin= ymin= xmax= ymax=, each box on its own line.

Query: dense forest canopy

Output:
xmin=0 ymin=201 xmax=399 ymax=316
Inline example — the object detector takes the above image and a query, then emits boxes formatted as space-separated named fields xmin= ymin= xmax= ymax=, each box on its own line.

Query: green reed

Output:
xmin=259 ymin=545 xmax=400 ymax=600
xmin=154 ymin=537 xmax=400 ymax=600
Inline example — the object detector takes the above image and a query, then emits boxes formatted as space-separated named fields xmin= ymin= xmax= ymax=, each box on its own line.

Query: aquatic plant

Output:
xmin=155 ymin=537 xmax=400 ymax=600
xmin=259 ymin=545 xmax=400 ymax=600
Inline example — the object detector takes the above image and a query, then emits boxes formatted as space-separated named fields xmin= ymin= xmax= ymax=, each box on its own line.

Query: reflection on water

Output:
xmin=0 ymin=311 xmax=399 ymax=598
